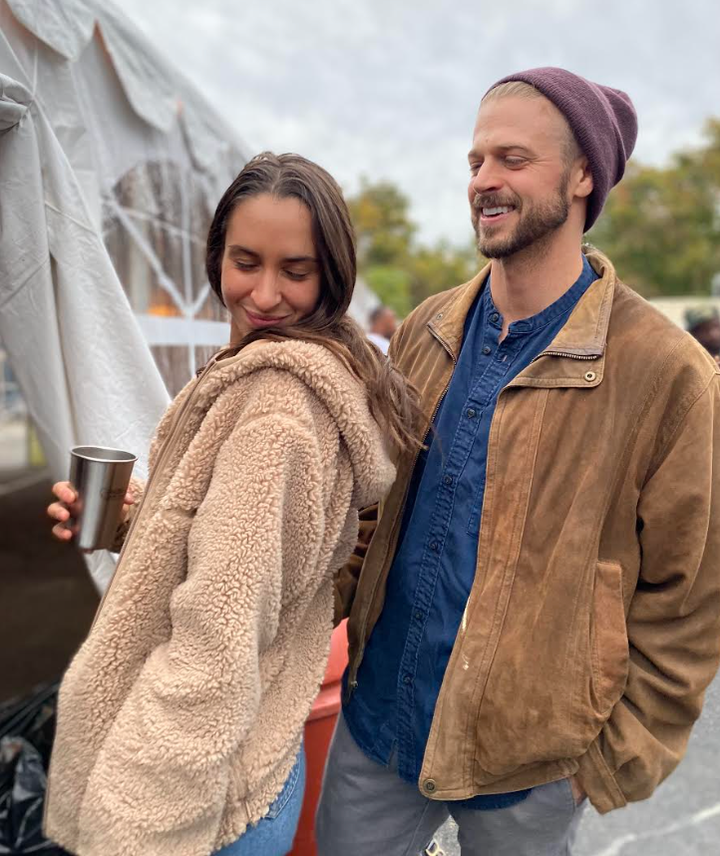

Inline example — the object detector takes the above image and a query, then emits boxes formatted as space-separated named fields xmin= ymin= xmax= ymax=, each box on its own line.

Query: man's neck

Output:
xmin=489 ymin=235 xmax=585 ymax=340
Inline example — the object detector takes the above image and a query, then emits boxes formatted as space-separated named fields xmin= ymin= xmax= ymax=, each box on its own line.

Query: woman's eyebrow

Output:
xmin=282 ymin=255 xmax=318 ymax=264
xmin=227 ymin=246 xmax=317 ymax=264
xmin=227 ymin=244 xmax=259 ymax=258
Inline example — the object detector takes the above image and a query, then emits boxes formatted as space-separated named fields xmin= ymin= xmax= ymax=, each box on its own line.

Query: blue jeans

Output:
xmin=215 ymin=747 xmax=306 ymax=856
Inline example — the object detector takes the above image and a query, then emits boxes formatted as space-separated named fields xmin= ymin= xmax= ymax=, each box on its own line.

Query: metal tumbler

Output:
xmin=68 ymin=446 xmax=137 ymax=551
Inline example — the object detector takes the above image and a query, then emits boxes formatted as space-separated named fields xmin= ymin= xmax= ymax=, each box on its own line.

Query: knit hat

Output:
xmin=485 ymin=67 xmax=638 ymax=231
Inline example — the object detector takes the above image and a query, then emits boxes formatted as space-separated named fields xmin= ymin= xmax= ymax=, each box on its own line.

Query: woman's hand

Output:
xmin=47 ymin=481 xmax=135 ymax=543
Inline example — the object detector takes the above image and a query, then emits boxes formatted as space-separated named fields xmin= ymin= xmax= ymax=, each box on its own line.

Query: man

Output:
xmin=685 ymin=305 xmax=720 ymax=364
xmin=367 ymin=303 xmax=399 ymax=354
xmin=317 ymin=67 xmax=720 ymax=856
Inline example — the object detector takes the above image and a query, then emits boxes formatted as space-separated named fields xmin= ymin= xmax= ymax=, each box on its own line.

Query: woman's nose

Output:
xmin=251 ymin=271 xmax=282 ymax=312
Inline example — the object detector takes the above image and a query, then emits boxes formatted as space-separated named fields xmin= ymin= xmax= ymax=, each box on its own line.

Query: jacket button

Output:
xmin=424 ymin=779 xmax=437 ymax=793
xmin=584 ymin=371 xmax=597 ymax=382
xmin=429 ymin=540 xmax=439 ymax=552
xmin=466 ymin=408 xmax=476 ymax=419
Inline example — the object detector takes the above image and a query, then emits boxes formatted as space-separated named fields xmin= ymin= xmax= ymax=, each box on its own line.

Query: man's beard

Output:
xmin=472 ymin=172 xmax=571 ymax=260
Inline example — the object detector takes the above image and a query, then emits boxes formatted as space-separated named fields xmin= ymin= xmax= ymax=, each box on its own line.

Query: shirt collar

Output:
xmin=485 ymin=255 xmax=598 ymax=336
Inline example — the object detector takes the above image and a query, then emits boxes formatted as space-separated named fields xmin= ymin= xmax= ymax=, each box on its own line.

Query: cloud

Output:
xmin=120 ymin=0 xmax=720 ymax=244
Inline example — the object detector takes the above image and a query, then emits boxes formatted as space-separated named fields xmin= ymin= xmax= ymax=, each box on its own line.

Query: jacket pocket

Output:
xmin=471 ymin=560 xmax=629 ymax=778
xmin=589 ymin=560 xmax=629 ymax=719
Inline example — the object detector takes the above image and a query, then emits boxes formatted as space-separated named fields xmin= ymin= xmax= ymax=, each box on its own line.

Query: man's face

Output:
xmin=467 ymin=95 xmax=584 ymax=259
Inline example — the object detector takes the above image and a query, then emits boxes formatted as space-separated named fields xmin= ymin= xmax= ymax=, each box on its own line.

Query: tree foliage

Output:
xmin=588 ymin=119 xmax=720 ymax=297
xmin=348 ymin=178 xmax=479 ymax=316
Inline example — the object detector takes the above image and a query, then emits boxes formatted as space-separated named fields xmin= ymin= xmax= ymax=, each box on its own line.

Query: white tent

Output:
xmin=0 ymin=0 xmax=250 ymax=588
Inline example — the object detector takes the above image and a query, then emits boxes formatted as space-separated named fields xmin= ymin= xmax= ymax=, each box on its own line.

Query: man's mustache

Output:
xmin=471 ymin=193 xmax=520 ymax=212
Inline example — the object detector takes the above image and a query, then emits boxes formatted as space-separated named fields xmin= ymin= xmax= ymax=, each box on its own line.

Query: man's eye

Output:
xmin=469 ymin=163 xmax=482 ymax=175
xmin=505 ymin=157 xmax=526 ymax=167
xmin=234 ymin=261 xmax=256 ymax=271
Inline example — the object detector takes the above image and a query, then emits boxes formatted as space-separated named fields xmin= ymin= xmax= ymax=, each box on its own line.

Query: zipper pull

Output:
xmin=344 ymin=678 xmax=358 ymax=703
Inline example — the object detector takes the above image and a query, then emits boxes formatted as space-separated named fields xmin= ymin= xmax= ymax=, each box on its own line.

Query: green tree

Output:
xmin=589 ymin=119 xmax=720 ymax=297
xmin=364 ymin=266 xmax=412 ymax=317
xmin=348 ymin=178 xmax=416 ymax=269
xmin=408 ymin=240 xmax=479 ymax=307
xmin=347 ymin=179 xmax=481 ymax=315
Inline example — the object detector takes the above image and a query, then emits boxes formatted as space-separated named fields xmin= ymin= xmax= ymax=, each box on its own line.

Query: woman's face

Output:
xmin=220 ymin=193 xmax=321 ymax=341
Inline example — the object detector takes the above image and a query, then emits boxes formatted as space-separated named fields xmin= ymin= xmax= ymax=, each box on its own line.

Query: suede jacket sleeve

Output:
xmin=332 ymin=323 xmax=410 ymax=626
xmin=77 ymin=411 xmax=327 ymax=854
xmin=333 ymin=502 xmax=379 ymax=625
xmin=579 ymin=371 xmax=720 ymax=811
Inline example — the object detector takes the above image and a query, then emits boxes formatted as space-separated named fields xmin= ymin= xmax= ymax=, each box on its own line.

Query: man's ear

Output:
xmin=574 ymin=156 xmax=594 ymax=200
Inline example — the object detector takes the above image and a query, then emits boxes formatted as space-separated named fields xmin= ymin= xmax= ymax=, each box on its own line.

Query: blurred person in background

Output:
xmin=43 ymin=153 xmax=421 ymax=856
xmin=685 ymin=305 xmax=720 ymax=364
xmin=367 ymin=304 xmax=399 ymax=355
xmin=317 ymin=68 xmax=720 ymax=856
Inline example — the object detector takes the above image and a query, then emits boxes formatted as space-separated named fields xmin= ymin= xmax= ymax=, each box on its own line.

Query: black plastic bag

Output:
xmin=0 ymin=683 xmax=69 ymax=854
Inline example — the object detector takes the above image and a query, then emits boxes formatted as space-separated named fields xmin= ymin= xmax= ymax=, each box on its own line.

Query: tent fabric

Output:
xmin=0 ymin=0 xmax=252 ymax=589
xmin=0 ymin=71 xmax=170 ymax=589
xmin=0 ymin=0 xmax=249 ymax=390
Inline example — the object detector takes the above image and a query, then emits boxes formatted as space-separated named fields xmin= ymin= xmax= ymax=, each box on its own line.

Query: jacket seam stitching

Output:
xmin=646 ymin=374 xmax=716 ymax=477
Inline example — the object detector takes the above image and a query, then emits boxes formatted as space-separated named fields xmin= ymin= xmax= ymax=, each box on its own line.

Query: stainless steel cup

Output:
xmin=68 ymin=446 xmax=137 ymax=551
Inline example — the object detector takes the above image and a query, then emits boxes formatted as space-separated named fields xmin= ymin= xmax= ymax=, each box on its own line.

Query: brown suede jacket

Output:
xmin=335 ymin=248 xmax=720 ymax=814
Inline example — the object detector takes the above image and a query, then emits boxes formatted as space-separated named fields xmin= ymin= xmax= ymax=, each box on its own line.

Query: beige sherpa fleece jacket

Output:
xmin=44 ymin=340 xmax=395 ymax=856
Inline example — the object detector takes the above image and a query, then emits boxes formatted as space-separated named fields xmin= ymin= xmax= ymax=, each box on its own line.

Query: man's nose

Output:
xmin=471 ymin=160 xmax=503 ymax=196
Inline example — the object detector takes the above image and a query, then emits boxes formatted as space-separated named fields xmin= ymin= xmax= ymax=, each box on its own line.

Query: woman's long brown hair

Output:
xmin=206 ymin=152 xmax=423 ymax=455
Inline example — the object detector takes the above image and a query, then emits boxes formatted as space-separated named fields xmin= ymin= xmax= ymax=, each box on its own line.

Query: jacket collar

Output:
xmin=427 ymin=246 xmax=617 ymax=387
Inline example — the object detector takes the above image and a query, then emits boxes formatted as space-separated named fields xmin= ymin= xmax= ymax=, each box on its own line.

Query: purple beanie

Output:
xmin=485 ymin=67 xmax=638 ymax=231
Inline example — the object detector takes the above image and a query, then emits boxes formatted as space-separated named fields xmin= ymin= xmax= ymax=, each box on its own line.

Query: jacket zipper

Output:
xmin=88 ymin=354 xmax=223 ymax=634
xmin=536 ymin=350 xmax=598 ymax=362
xmin=347 ymin=325 xmax=457 ymax=697
xmin=45 ymin=349 xmax=247 ymax=829
xmin=45 ymin=353 xmax=229 ymax=830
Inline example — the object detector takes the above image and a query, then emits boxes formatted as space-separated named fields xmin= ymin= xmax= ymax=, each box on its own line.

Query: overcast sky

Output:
xmin=121 ymin=0 xmax=720 ymax=245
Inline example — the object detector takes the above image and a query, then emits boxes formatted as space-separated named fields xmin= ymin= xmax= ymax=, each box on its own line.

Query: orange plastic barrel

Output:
xmin=289 ymin=619 xmax=348 ymax=855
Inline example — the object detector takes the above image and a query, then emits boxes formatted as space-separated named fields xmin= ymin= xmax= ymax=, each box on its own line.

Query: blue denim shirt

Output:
xmin=344 ymin=256 xmax=598 ymax=809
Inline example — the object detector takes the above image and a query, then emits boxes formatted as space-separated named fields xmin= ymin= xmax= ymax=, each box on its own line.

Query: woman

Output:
xmin=44 ymin=153 xmax=420 ymax=856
